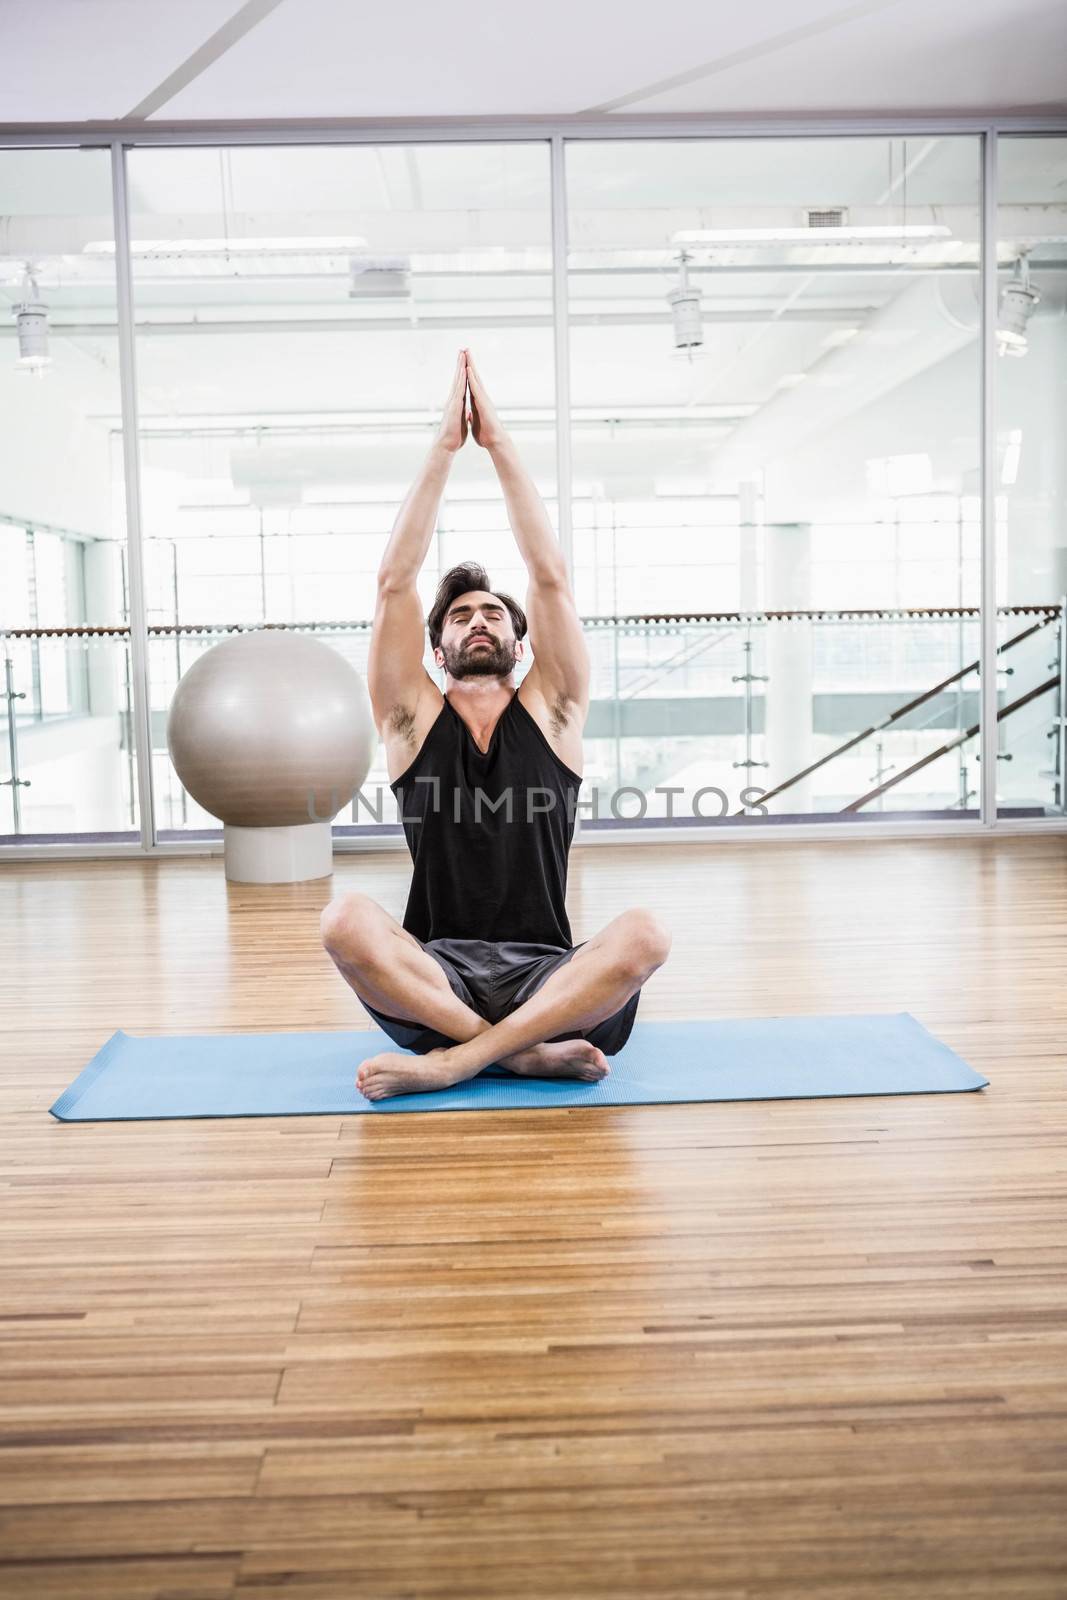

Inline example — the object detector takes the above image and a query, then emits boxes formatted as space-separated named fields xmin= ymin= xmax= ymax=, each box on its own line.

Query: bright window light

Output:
xmin=671 ymin=225 xmax=951 ymax=244
xmin=83 ymin=236 xmax=369 ymax=256
xmin=867 ymin=454 xmax=934 ymax=498
xmin=1001 ymin=428 xmax=1023 ymax=486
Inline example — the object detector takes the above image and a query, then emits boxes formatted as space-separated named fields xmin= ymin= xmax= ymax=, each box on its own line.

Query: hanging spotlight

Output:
xmin=997 ymin=255 xmax=1039 ymax=358
xmin=667 ymin=250 xmax=703 ymax=356
xmin=13 ymin=267 xmax=51 ymax=373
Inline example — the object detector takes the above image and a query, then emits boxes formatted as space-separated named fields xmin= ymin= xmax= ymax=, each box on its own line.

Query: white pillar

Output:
xmin=1001 ymin=320 xmax=1067 ymax=607
xmin=83 ymin=540 xmax=124 ymax=716
xmin=764 ymin=522 xmax=814 ymax=813
xmin=738 ymin=480 xmax=761 ymax=612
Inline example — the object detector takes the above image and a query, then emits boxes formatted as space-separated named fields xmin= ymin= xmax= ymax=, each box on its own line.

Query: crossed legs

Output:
xmin=320 ymin=893 xmax=671 ymax=1099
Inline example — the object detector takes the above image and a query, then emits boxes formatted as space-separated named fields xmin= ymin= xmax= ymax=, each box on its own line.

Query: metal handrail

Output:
xmin=1 ymin=604 xmax=1059 ymax=641
xmin=733 ymin=613 xmax=1059 ymax=815
xmin=844 ymin=676 xmax=1058 ymax=812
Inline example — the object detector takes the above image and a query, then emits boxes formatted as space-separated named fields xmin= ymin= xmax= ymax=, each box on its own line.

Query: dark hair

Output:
xmin=427 ymin=561 xmax=527 ymax=653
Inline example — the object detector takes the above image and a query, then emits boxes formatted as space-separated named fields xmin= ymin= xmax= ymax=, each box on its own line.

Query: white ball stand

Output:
xmin=223 ymin=822 xmax=334 ymax=884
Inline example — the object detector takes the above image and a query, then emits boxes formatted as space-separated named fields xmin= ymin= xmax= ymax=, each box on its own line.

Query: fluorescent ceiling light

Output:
xmin=671 ymin=225 xmax=951 ymax=243
xmin=821 ymin=327 xmax=861 ymax=349
xmin=84 ymin=236 xmax=369 ymax=257
xmin=113 ymin=404 xmax=761 ymax=436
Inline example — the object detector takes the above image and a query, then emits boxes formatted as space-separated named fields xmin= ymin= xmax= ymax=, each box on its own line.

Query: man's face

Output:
xmin=437 ymin=590 xmax=522 ymax=680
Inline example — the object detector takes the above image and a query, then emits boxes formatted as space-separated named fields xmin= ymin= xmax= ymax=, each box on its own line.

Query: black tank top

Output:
xmin=391 ymin=689 xmax=581 ymax=947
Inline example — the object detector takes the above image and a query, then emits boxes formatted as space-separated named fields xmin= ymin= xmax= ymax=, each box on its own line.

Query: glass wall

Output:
xmin=0 ymin=149 xmax=139 ymax=840
xmin=123 ymin=142 xmax=554 ymax=835
xmin=995 ymin=137 xmax=1067 ymax=819
xmin=566 ymin=136 xmax=988 ymax=824
xmin=1 ymin=128 xmax=1065 ymax=851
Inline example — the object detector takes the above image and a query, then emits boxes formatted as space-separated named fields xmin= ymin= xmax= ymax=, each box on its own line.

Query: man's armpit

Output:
xmin=386 ymin=702 xmax=419 ymax=752
xmin=547 ymin=688 xmax=576 ymax=740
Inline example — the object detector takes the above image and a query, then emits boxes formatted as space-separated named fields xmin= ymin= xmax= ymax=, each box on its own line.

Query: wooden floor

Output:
xmin=1 ymin=835 xmax=1066 ymax=1599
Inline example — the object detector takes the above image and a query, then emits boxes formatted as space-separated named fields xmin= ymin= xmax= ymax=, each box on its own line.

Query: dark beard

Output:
xmin=441 ymin=637 xmax=518 ymax=679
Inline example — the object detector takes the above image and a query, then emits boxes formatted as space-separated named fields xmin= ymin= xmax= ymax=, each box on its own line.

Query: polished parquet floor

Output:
xmin=1 ymin=834 xmax=1066 ymax=1599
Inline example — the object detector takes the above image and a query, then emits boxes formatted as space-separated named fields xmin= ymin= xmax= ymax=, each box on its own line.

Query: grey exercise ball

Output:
xmin=166 ymin=631 xmax=377 ymax=828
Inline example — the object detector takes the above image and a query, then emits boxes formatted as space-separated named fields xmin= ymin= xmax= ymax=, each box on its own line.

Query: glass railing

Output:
xmin=2 ymin=604 xmax=1063 ymax=843
xmin=575 ymin=605 xmax=1062 ymax=823
xmin=0 ymin=629 xmax=140 ymax=839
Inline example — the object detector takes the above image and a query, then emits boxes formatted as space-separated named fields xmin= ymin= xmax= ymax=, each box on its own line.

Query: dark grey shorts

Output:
xmin=361 ymin=937 xmax=641 ymax=1062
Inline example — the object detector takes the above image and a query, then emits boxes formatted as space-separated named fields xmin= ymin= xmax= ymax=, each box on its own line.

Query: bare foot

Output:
xmin=501 ymin=1038 xmax=610 ymax=1082
xmin=355 ymin=1040 xmax=610 ymax=1101
xmin=356 ymin=1048 xmax=460 ymax=1101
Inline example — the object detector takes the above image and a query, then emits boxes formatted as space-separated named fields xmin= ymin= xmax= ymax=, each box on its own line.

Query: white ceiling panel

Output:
xmin=2 ymin=0 xmax=1063 ymax=126
xmin=155 ymin=0 xmax=870 ymax=120
xmin=616 ymin=0 xmax=1067 ymax=117
xmin=0 ymin=0 xmax=244 ymax=122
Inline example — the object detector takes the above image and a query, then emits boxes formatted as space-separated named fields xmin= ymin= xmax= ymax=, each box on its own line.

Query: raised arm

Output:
xmin=367 ymin=352 xmax=467 ymax=733
xmin=466 ymin=351 xmax=589 ymax=710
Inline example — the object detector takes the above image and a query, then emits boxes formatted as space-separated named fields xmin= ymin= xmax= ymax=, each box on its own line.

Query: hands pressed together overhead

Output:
xmin=436 ymin=348 xmax=508 ymax=454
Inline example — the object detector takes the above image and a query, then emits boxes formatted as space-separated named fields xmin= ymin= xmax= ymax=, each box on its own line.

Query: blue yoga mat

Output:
xmin=49 ymin=1013 xmax=987 ymax=1122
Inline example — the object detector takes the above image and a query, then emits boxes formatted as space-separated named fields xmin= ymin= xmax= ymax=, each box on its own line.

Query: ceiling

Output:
xmin=0 ymin=0 xmax=1065 ymax=125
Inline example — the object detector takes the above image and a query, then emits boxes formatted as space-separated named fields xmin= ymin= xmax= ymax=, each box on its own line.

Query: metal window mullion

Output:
xmin=110 ymin=140 xmax=157 ymax=850
xmin=980 ymin=130 xmax=998 ymax=827
xmin=550 ymin=134 xmax=573 ymax=580
xmin=3 ymin=114 xmax=1067 ymax=148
